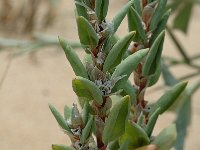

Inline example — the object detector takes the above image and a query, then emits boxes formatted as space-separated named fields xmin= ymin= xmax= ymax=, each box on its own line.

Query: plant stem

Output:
xmin=166 ymin=26 xmax=191 ymax=63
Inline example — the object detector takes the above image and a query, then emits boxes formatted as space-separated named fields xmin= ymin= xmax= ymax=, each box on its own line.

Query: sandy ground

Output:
xmin=0 ymin=0 xmax=200 ymax=150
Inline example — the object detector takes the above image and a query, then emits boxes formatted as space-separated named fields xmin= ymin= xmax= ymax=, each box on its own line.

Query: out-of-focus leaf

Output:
xmin=150 ymin=81 xmax=188 ymax=115
xmin=52 ymin=144 xmax=76 ymax=150
xmin=174 ymin=96 xmax=191 ymax=150
xmin=150 ymin=0 xmax=167 ymax=31
xmin=72 ymin=76 xmax=103 ymax=105
xmin=95 ymin=0 xmax=109 ymax=22
xmin=161 ymin=61 xmax=178 ymax=86
xmin=128 ymin=7 xmax=146 ymax=41
xmin=59 ymin=37 xmax=88 ymax=79
xmin=119 ymin=122 xmax=150 ymax=149
xmin=80 ymin=116 xmax=94 ymax=143
xmin=173 ymin=2 xmax=194 ymax=33
xmin=151 ymin=124 xmax=177 ymax=150
xmin=171 ymin=80 xmax=200 ymax=150
xmin=111 ymin=48 xmax=149 ymax=88
xmin=103 ymin=31 xmax=135 ymax=72
xmin=49 ymin=104 xmax=71 ymax=133
xmin=142 ymin=31 xmax=165 ymax=76
xmin=135 ymin=145 xmax=157 ymax=150
xmin=76 ymin=16 xmax=99 ymax=48
xmin=108 ymin=140 xmax=120 ymax=150
xmin=145 ymin=108 xmax=160 ymax=137
xmin=102 ymin=96 xmax=130 ymax=144
xmin=112 ymin=0 xmax=134 ymax=32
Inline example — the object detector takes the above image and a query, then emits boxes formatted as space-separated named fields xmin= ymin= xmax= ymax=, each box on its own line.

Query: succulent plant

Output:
xmin=49 ymin=0 xmax=188 ymax=150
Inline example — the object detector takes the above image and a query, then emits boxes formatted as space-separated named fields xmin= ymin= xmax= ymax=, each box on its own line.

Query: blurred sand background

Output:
xmin=0 ymin=0 xmax=200 ymax=149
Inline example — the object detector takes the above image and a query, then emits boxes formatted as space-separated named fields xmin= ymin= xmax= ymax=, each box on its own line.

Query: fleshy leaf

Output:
xmin=103 ymin=31 xmax=135 ymax=72
xmin=59 ymin=37 xmax=88 ymax=79
xmin=49 ymin=104 xmax=71 ymax=133
xmin=80 ymin=116 xmax=94 ymax=143
xmin=128 ymin=7 xmax=146 ymax=41
xmin=76 ymin=16 xmax=99 ymax=48
xmin=102 ymin=95 xmax=131 ymax=144
xmin=72 ymin=76 xmax=103 ymax=105
xmin=145 ymin=108 xmax=160 ymax=137
xmin=119 ymin=122 xmax=150 ymax=149
xmin=112 ymin=0 xmax=134 ymax=32
xmin=150 ymin=81 xmax=188 ymax=115
xmin=151 ymin=124 xmax=177 ymax=150
xmin=149 ymin=0 xmax=167 ymax=31
xmin=52 ymin=144 xmax=75 ymax=150
xmin=75 ymin=0 xmax=88 ymax=19
xmin=150 ymin=9 xmax=171 ymax=45
xmin=95 ymin=0 xmax=109 ymax=22
xmin=64 ymin=105 xmax=71 ymax=120
xmin=111 ymin=48 xmax=149 ymax=88
xmin=142 ymin=31 xmax=165 ymax=76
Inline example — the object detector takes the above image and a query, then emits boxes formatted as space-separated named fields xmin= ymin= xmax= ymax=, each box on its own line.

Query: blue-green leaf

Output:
xmin=76 ymin=16 xmax=99 ymax=48
xmin=102 ymin=95 xmax=131 ymax=144
xmin=52 ymin=144 xmax=75 ymax=150
xmin=72 ymin=76 xmax=103 ymax=105
xmin=95 ymin=0 xmax=109 ymax=22
xmin=142 ymin=31 xmax=165 ymax=76
xmin=49 ymin=104 xmax=71 ymax=133
xmin=111 ymin=48 xmax=149 ymax=88
xmin=119 ymin=122 xmax=150 ymax=148
xmin=103 ymin=31 xmax=135 ymax=72
xmin=128 ymin=7 xmax=146 ymax=41
xmin=151 ymin=124 xmax=177 ymax=150
xmin=112 ymin=0 xmax=134 ymax=32
xmin=150 ymin=81 xmax=188 ymax=115
xmin=59 ymin=37 xmax=88 ymax=79
xmin=150 ymin=0 xmax=167 ymax=31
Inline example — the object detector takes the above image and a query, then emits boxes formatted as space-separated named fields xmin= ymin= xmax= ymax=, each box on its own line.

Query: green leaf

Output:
xmin=119 ymin=122 xmax=150 ymax=149
xmin=133 ymin=0 xmax=142 ymax=15
xmin=151 ymin=124 xmax=177 ymax=150
xmin=111 ymin=48 xmax=149 ymax=88
xmin=76 ymin=16 xmax=99 ymax=48
xmin=64 ymin=105 xmax=71 ymax=120
xmin=82 ymin=102 xmax=90 ymax=125
xmin=150 ymin=81 xmax=188 ymax=115
xmin=150 ymin=0 xmax=167 ymax=31
xmin=148 ymin=62 xmax=161 ymax=87
xmin=95 ymin=0 xmax=109 ymax=22
xmin=174 ymin=96 xmax=191 ymax=150
xmin=75 ymin=0 xmax=88 ymax=19
xmin=49 ymin=104 xmax=71 ymax=133
xmin=128 ymin=7 xmax=146 ymax=41
xmin=102 ymin=95 xmax=131 ymax=144
xmin=173 ymin=2 xmax=194 ymax=33
xmin=142 ymin=31 xmax=165 ymax=76
xmin=112 ymin=0 xmax=134 ymax=32
xmin=103 ymin=31 xmax=135 ymax=72
xmin=108 ymin=140 xmax=120 ymax=150
xmin=59 ymin=37 xmax=88 ymax=79
xmin=150 ymin=9 xmax=171 ymax=45
xmin=72 ymin=76 xmax=103 ymax=105
xmin=145 ymin=108 xmax=160 ymax=137
xmin=52 ymin=144 xmax=75 ymax=150
xmin=80 ymin=116 xmax=94 ymax=143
